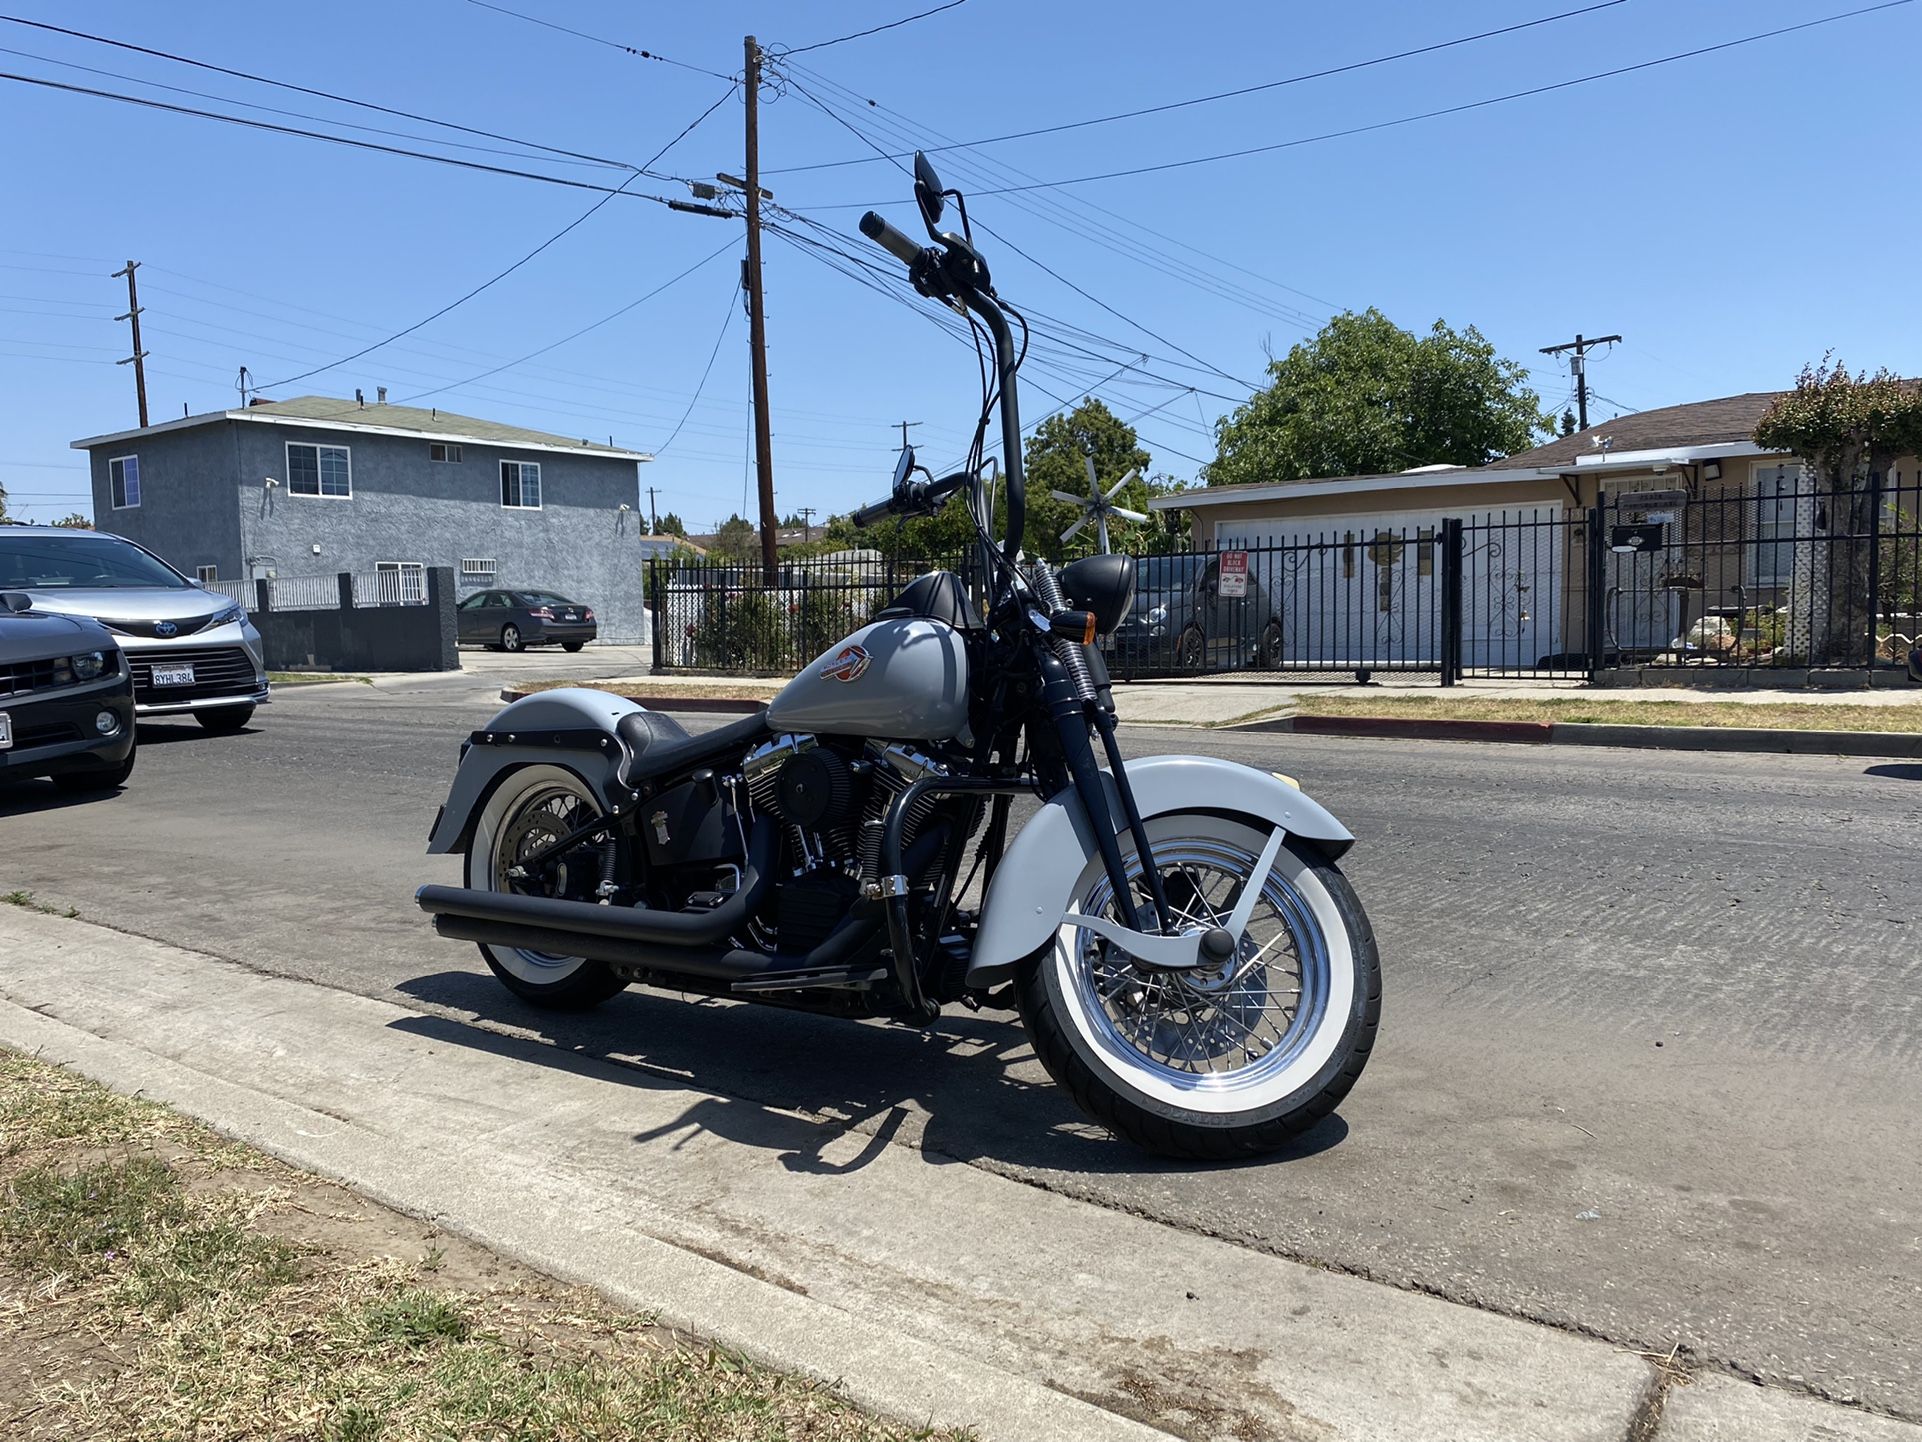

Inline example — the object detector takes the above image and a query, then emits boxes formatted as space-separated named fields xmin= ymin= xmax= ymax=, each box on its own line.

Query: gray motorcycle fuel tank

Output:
xmin=767 ymin=617 xmax=969 ymax=740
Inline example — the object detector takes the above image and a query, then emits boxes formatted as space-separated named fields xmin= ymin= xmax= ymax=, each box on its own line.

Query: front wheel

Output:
xmin=1017 ymin=815 xmax=1379 ymax=1160
xmin=196 ymin=705 xmax=254 ymax=733
xmin=500 ymin=624 xmax=523 ymax=653
xmin=465 ymin=764 xmax=627 ymax=1009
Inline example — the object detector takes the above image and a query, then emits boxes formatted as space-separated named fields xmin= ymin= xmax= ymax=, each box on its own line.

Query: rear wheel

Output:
xmin=500 ymin=624 xmax=523 ymax=653
xmin=562 ymin=641 xmax=584 ymax=653
xmin=466 ymin=764 xmax=627 ymax=1009
xmin=1017 ymin=814 xmax=1379 ymax=1159
xmin=195 ymin=705 xmax=254 ymax=733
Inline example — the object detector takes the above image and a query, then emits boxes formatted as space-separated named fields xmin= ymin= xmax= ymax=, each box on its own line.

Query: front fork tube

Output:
xmin=1038 ymin=654 xmax=1169 ymax=934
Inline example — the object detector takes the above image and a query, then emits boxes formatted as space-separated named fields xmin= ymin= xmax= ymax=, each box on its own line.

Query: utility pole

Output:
xmin=895 ymin=420 xmax=922 ymax=451
xmin=796 ymin=506 xmax=816 ymax=544
xmin=742 ymin=35 xmax=778 ymax=584
xmin=113 ymin=260 xmax=148 ymax=428
xmin=1538 ymin=331 xmax=1621 ymax=432
xmin=645 ymin=485 xmax=661 ymax=534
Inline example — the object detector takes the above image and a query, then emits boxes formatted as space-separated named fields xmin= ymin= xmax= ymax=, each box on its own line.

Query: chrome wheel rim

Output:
xmin=1071 ymin=836 xmax=1330 ymax=1097
xmin=488 ymin=781 xmax=599 ymax=972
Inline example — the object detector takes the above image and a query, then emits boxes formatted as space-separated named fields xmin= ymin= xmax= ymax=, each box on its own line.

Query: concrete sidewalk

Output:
xmin=1 ymin=907 xmax=1912 ymax=1442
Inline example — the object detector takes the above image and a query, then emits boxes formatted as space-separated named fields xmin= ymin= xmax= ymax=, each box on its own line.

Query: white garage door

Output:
xmin=1218 ymin=502 xmax=1566 ymax=671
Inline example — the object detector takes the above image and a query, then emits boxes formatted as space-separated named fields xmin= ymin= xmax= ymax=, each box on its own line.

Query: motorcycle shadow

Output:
xmin=394 ymin=969 xmax=1347 ymax=1177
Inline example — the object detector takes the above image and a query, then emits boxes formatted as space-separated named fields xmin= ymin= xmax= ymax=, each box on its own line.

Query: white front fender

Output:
xmin=966 ymin=754 xmax=1353 ymax=987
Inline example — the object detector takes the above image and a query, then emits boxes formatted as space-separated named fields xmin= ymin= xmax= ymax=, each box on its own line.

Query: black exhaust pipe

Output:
xmin=417 ymin=821 xmax=779 ymax=948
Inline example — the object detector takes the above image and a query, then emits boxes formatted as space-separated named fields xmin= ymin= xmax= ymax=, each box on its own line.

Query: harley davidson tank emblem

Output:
xmin=820 ymin=643 xmax=871 ymax=683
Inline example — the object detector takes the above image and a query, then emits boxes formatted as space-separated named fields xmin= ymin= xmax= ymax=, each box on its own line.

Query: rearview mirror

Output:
xmin=913 ymin=151 xmax=944 ymax=229
xmin=892 ymin=445 xmax=916 ymax=490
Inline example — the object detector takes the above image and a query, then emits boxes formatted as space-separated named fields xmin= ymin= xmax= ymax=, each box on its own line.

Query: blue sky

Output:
xmin=2 ymin=0 xmax=1917 ymax=528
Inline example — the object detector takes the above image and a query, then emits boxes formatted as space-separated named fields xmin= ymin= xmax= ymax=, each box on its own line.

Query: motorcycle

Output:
xmin=416 ymin=154 xmax=1381 ymax=1158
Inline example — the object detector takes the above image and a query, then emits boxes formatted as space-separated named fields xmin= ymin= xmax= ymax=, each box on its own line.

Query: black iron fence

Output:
xmin=649 ymin=553 xmax=967 ymax=672
xmin=650 ymin=478 xmax=1922 ymax=681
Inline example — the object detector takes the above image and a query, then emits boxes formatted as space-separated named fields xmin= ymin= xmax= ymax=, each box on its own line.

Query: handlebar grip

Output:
xmin=850 ymin=494 xmax=898 ymax=529
xmin=860 ymin=211 xmax=924 ymax=266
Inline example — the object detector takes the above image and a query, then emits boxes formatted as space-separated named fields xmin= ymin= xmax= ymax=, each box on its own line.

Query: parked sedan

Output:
xmin=456 ymin=588 xmax=597 ymax=652
xmin=0 ymin=527 xmax=268 ymax=730
xmin=0 ymin=594 xmax=136 ymax=792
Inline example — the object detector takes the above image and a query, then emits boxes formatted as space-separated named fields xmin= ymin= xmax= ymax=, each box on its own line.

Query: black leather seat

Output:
xmin=616 ymin=708 xmax=768 ymax=788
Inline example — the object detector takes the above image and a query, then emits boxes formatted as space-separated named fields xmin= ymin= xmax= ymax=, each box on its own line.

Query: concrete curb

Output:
xmin=1232 ymin=713 xmax=1922 ymax=758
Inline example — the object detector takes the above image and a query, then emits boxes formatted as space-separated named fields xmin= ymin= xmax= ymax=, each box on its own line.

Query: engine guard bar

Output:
xmin=877 ymin=773 xmax=1040 ymax=1022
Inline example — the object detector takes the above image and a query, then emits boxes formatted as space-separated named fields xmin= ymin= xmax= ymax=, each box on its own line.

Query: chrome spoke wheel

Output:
xmin=1074 ymin=836 xmax=1328 ymax=1095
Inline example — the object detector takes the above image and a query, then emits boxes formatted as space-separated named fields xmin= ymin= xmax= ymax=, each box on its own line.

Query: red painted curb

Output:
xmin=1290 ymin=715 xmax=1554 ymax=744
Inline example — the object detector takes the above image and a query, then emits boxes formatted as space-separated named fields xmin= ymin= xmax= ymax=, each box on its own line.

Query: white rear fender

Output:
xmin=966 ymin=755 xmax=1353 ymax=988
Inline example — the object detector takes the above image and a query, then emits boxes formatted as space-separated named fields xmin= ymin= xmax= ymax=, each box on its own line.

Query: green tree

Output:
xmin=0 ymin=483 xmax=8 ymax=522
xmin=51 ymin=511 xmax=93 ymax=529
xmin=656 ymin=510 xmax=686 ymax=538
xmin=1753 ymin=360 xmax=1922 ymax=665
xmin=1206 ymin=309 xmax=1547 ymax=487
xmin=1021 ymin=399 xmax=1156 ymax=562
xmin=709 ymin=514 xmax=757 ymax=563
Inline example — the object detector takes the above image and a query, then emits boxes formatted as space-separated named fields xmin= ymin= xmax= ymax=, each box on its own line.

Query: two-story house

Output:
xmin=71 ymin=394 xmax=661 ymax=643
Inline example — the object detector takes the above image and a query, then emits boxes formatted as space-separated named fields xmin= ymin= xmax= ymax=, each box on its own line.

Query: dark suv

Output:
xmin=1104 ymin=553 xmax=1273 ymax=675
xmin=0 ymin=595 xmax=136 ymax=792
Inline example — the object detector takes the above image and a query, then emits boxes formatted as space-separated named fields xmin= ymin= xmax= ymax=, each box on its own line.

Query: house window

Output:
xmin=500 ymin=460 xmax=541 ymax=509
xmin=1751 ymin=462 xmax=1803 ymax=587
xmin=1417 ymin=527 xmax=1435 ymax=577
xmin=430 ymin=442 xmax=463 ymax=463
xmin=459 ymin=557 xmax=496 ymax=577
xmin=195 ymin=564 xmax=218 ymax=582
xmin=287 ymin=442 xmax=351 ymax=498
xmin=108 ymin=455 xmax=140 ymax=509
xmin=373 ymin=561 xmax=426 ymax=605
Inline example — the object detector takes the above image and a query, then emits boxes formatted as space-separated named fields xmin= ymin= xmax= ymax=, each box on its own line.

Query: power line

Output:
xmin=775 ymin=61 xmax=1330 ymax=329
xmin=0 ymin=42 xmax=626 ymax=170
xmin=654 ymin=282 xmax=738 ymax=456
xmin=0 ymin=70 xmax=681 ymax=199
xmin=779 ymin=0 xmax=968 ymax=56
xmin=768 ymin=0 xmax=1626 ymax=173
xmin=460 ymin=0 xmax=734 ymax=80
xmin=394 ymin=239 xmax=738 ymax=405
xmin=0 ymin=13 xmax=638 ymax=171
xmin=814 ymin=0 xmax=1917 ymax=199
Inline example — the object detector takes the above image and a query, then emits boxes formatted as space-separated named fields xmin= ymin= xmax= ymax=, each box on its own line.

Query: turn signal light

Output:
xmin=1048 ymin=609 xmax=1098 ymax=645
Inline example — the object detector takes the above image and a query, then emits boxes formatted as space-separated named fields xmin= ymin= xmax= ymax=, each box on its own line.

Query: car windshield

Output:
xmin=1134 ymin=554 xmax=1205 ymax=595
xmin=0 ymin=532 xmax=188 ymax=589
xmin=522 ymin=591 xmax=574 ymax=607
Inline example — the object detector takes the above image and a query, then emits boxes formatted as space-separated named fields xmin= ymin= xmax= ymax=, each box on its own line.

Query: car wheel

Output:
xmin=195 ymin=705 xmax=254 ymax=733
xmin=500 ymin=624 xmax=523 ymax=653
xmin=1176 ymin=627 xmax=1206 ymax=671
xmin=1258 ymin=621 xmax=1284 ymax=671
xmin=562 ymin=641 xmax=584 ymax=652
xmin=53 ymin=752 xmax=136 ymax=793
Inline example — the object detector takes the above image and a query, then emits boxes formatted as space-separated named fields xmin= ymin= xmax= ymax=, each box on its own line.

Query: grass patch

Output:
xmin=268 ymin=671 xmax=371 ymax=686
xmin=1 ymin=890 xmax=77 ymax=918
xmin=1292 ymin=694 xmax=1922 ymax=732
xmin=0 ymin=1049 xmax=969 ymax=1441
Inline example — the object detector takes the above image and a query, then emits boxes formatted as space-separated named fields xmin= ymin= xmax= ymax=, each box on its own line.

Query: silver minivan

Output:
xmin=0 ymin=526 xmax=268 ymax=730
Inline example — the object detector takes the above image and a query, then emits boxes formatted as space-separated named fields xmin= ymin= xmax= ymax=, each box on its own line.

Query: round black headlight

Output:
xmin=1057 ymin=553 xmax=1136 ymax=634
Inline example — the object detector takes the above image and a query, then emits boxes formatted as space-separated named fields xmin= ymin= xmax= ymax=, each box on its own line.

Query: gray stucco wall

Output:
xmin=87 ymin=418 xmax=657 ymax=643
xmin=86 ymin=423 xmax=245 ymax=581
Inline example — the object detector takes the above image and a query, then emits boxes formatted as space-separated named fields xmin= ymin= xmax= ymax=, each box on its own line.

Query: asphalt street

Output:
xmin=3 ymin=666 xmax=1918 ymax=1418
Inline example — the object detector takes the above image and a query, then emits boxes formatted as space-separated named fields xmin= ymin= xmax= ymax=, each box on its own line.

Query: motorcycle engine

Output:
xmin=740 ymin=734 xmax=949 ymax=952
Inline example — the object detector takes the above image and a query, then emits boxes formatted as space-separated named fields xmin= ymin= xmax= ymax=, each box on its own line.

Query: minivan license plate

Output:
xmin=153 ymin=665 xmax=195 ymax=686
